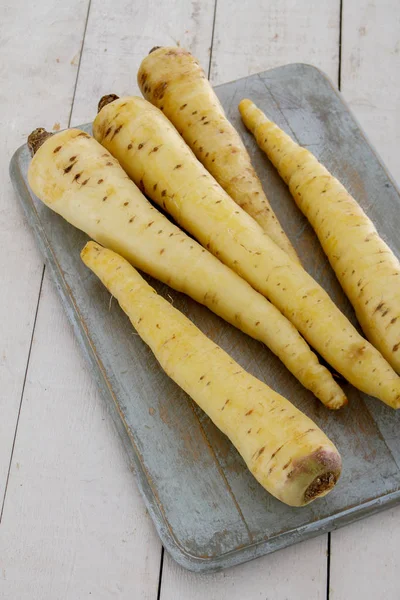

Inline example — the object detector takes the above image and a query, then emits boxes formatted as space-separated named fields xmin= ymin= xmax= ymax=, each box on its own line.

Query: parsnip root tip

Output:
xmin=27 ymin=128 xmax=53 ymax=156
xmin=238 ymin=98 xmax=252 ymax=113
xmin=98 ymin=94 xmax=120 ymax=113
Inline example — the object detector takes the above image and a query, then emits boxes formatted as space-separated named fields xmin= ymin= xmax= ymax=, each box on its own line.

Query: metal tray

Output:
xmin=10 ymin=64 xmax=400 ymax=573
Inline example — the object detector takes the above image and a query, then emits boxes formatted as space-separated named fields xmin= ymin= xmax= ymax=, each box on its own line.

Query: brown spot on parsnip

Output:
xmin=63 ymin=162 xmax=76 ymax=174
xmin=153 ymin=81 xmax=167 ymax=99
xmin=97 ymin=178 xmax=104 ymax=184
xmin=270 ymin=445 xmax=284 ymax=459
xmin=374 ymin=302 xmax=385 ymax=314
xmin=53 ymin=146 xmax=62 ymax=153
xmin=255 ymin=446 xmax=266 ymax=459
xmin=245 ymin=409 xmax=253 ymax=416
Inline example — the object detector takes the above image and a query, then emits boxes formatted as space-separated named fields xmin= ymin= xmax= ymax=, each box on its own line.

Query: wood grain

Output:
xmin=330 ymin=507 xmax=400 ymax=600
xmin=71 ymin=0 xmax=216 ymax=124
xmin=0 ymin=0 xmax=90 ymax=504
xmin=161 ymin=537 xmax=327 ymax=600
xmin=341 ymin=0 xmax=400 ymax=185
xmin=0 ymin=276 xmax=161 ymax=599
xmin=209 ymin=0 xmax=340 ymax=85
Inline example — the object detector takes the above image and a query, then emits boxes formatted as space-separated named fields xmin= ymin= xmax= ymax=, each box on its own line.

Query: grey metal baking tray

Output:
xmin=10 ymin=64 xmax=400 ymax=573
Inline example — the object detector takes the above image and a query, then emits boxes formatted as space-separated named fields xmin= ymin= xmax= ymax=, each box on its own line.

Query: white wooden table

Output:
xmin=1 ymin=0 xmax=400 ymax=597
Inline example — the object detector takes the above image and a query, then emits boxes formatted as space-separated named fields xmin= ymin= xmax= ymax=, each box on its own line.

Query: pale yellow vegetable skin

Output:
xmin=239 ymin=99 xmax=400 ymax=374
xmin=137 ymin=46 xmax=300 ymax=264
xmin=81 ymin=241 xmax=342 ymax=507
xmin=27 ymin=128 xmax=345 ymax=409
xmin=94 ymin=96 xmax=400 ymax=409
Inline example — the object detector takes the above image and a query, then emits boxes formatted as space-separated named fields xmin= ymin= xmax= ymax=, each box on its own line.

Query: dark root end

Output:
xmin=149 ymin=46 xmax=162 ymax=54
xmin=98 ymin=94 xmax=120 ymax=113
xmin=304 ymin=471 xmax=338 ymax=503
xmin=28 ymin=128 xmax=53 ymax=156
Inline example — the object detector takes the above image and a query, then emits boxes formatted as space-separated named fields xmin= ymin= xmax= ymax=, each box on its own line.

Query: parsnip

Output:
xmin=137 ymin=46 xmax=300 ymax=264
xmin=239 ymin=99 xmax=400 ymax=374
xmin=27 ymin=127 xmax=345 ymax=409
xmin=81 ymin=241 xmax=342 ymax=507
xmin=93 ymin=96 xmax=400 ymax=408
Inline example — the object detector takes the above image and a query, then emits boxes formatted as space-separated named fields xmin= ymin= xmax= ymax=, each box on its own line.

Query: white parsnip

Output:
xmin=27 ymin=127 xmax=345 ymax=408
xmin=94 ymin=96 xmax=400 ymax=409
xmin=137 ymin=46 xmax=300 ymax=263
xmin=239 ymin=98 xmax=400 ymax=374
xmin=81 ymin=241 xmax=342 ymax=507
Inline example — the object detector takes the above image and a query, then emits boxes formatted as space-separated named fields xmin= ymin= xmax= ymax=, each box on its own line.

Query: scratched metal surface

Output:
xmin=10 ymin=64 xmax=400 ymax=573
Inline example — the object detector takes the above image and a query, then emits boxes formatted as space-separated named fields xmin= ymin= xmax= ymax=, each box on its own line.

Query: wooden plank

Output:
xmin=70 ymin=0 xmax=216 ymax=124
xmin=161 ymin=537 xmax=327 ymax=600
xmin=330 ymin=2 xmax=400 ymax=597
xmin=160 ymin=0 xmax=340 ymax=591
xmin=341 ymin=0 xmax=400 ymax=185
xmin=0 ymin=0 xmax=90 ymax=503
xmin=0 ymin=275 xmax=161 ymax=599
xmin=330 ymin=507 xmax=400 ymax=599
xmin=209 ymin=0 xmax=340 ymax=85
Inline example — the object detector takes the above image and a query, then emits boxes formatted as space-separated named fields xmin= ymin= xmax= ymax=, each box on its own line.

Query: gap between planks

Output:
xmin=327 ymin=5 xmax=343 ymax=596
